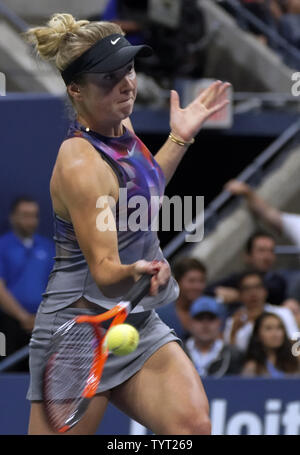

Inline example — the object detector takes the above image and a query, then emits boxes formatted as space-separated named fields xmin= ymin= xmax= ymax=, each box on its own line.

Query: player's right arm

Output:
xmin=53 ymin=138 xmax=166 ymax=296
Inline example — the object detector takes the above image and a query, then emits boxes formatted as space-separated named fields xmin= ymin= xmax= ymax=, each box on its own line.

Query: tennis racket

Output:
xmin=43 ymin=273 xmax=152 ymax=433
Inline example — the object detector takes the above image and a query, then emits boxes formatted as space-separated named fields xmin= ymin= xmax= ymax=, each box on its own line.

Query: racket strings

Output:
xmin=44 ymin=322 xmax=100 ymax=431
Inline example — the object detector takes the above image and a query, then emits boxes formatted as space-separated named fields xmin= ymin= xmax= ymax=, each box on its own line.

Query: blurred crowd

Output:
xmin=157 ymin=179 xmax=300 ymax=379
xmin=1 ymin=182 xmax=300 ymax=378
xmin=158 ymin=254 xmax=300 ymax=378
xmin=223 ymin=0 xmax=300 ymax=68
xmin=94 ymin=0 xmax=300 ymax=85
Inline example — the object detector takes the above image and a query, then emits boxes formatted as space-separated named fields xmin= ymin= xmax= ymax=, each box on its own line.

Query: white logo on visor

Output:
xmin=111 ymin=38 xmax=121 ymax=45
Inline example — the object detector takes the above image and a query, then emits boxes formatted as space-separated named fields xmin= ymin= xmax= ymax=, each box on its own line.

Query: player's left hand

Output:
xmin=170 ymin=81 xmax=231 ymax=143
xmin=132 ymin=259 xmax=171 ymax=296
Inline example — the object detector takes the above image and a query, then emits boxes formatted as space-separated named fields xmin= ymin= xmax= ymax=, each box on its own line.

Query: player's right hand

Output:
xmin=132 ymin=259 xmax=171 ymax=296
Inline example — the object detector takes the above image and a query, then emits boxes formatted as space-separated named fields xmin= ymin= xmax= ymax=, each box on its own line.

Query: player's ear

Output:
xmin=67 ymin=82 xmax=83 ymax=101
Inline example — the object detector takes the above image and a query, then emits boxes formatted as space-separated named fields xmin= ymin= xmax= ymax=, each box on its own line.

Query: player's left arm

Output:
xmin=154 ymin=81 xmax=230 ymax=185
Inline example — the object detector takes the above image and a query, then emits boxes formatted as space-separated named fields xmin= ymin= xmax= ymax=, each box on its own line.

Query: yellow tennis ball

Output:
xmin=105 ymin=324 xmax=139 ymax=356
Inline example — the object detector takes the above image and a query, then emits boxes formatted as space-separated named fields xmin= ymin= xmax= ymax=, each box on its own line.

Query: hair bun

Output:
xmin=49 ymin=13 xmax=89 ymax=37
xmin=24 ymin=13 xmax=89 ymax=61
xmin=23 ymin=14 xmax=124 ymax=72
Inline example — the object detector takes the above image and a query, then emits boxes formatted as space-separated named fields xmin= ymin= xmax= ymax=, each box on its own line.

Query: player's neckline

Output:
xmin=75 ymin=120 xmax=130 ymax=141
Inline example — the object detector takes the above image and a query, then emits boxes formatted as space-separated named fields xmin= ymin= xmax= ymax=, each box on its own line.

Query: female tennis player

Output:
xmin=24 ymin=13 xmax=230 ymax=435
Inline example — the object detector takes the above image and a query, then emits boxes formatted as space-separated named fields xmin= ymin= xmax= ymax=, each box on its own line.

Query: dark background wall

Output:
xmin=140 ymin=132 xmax=272 ymax=247
xmin=0 ymin=94 xmax=69 ymax=237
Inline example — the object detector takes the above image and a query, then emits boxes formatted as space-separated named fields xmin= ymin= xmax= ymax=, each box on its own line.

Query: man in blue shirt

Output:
xmin=0 ymin=197 xmax=54 ymax=370
xmin=183 ymin=296 xmax=243 ymax=377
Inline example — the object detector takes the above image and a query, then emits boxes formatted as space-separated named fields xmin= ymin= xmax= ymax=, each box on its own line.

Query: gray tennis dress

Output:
xmin=27 ymin=120 xmax=181 ymax=401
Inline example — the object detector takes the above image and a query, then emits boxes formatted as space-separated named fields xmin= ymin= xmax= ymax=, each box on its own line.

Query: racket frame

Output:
xmin=44 ymin=274 xmax=151 ymax=433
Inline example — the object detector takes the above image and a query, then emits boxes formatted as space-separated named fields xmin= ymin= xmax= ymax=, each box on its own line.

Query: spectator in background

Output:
xmin=225 ymin=179 xmax=300 ymax=247
xmin=207 ymin=231 xmax=287 ymax=308
xmin=240 ymin=0 xmax=279 ymax=40
xmin=94 ymin=0 xmax=206 ymax=79
xmin=224 ymin=1 xmax=300 ymax=68
xmin=283 ymin=298 xmax=300 ymax=328
xmin=225 ymin=179 xmax=300 ymax=298
xmin=156 ymin=257 xmax=207 ymax=340
xmin=277 ymin=0 xmax=300 ymax=58
xmin=95 ymin=0 xmax=147 ymax=46
xmin=0 ymin=197 xmax=54 ymax=371
xmin=184 ymin=296 xmax=244 ymax=377
xmin=242 ymin=312 xmax=300 ymax=376
xmin=286 ymin=0 xmax=300 ymax=12
xmin=224 ymin=271 xmax=298 ymax=351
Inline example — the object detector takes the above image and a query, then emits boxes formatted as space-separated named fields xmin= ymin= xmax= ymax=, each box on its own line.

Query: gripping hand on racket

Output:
xmin=43 ymin=262 xmax=170 ymax=433
xmin=132 ymin=259 xmax=171 ymax=296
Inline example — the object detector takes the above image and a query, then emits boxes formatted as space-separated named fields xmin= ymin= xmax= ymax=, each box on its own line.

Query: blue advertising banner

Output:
xmin=0 ymin=374 xmax=299 ymax=435
xmin=206 ymin=377 xmax=300 ymax=435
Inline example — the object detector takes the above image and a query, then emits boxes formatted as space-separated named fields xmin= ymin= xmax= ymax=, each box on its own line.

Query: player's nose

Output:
xmin=121 ymin=73 xmax=136 ymax=92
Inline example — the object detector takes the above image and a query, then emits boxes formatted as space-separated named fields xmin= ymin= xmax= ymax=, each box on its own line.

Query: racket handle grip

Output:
xmin=124 ymin=274 xmax=152 ymax=310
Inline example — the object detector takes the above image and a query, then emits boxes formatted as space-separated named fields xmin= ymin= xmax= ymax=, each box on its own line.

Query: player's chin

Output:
xmin=118 ymin=100 xmax=135 ymax=117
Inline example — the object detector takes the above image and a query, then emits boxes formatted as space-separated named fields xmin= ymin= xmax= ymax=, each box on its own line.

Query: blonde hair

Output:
xmin=24 ymin=13 xmax=124 ymax=72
